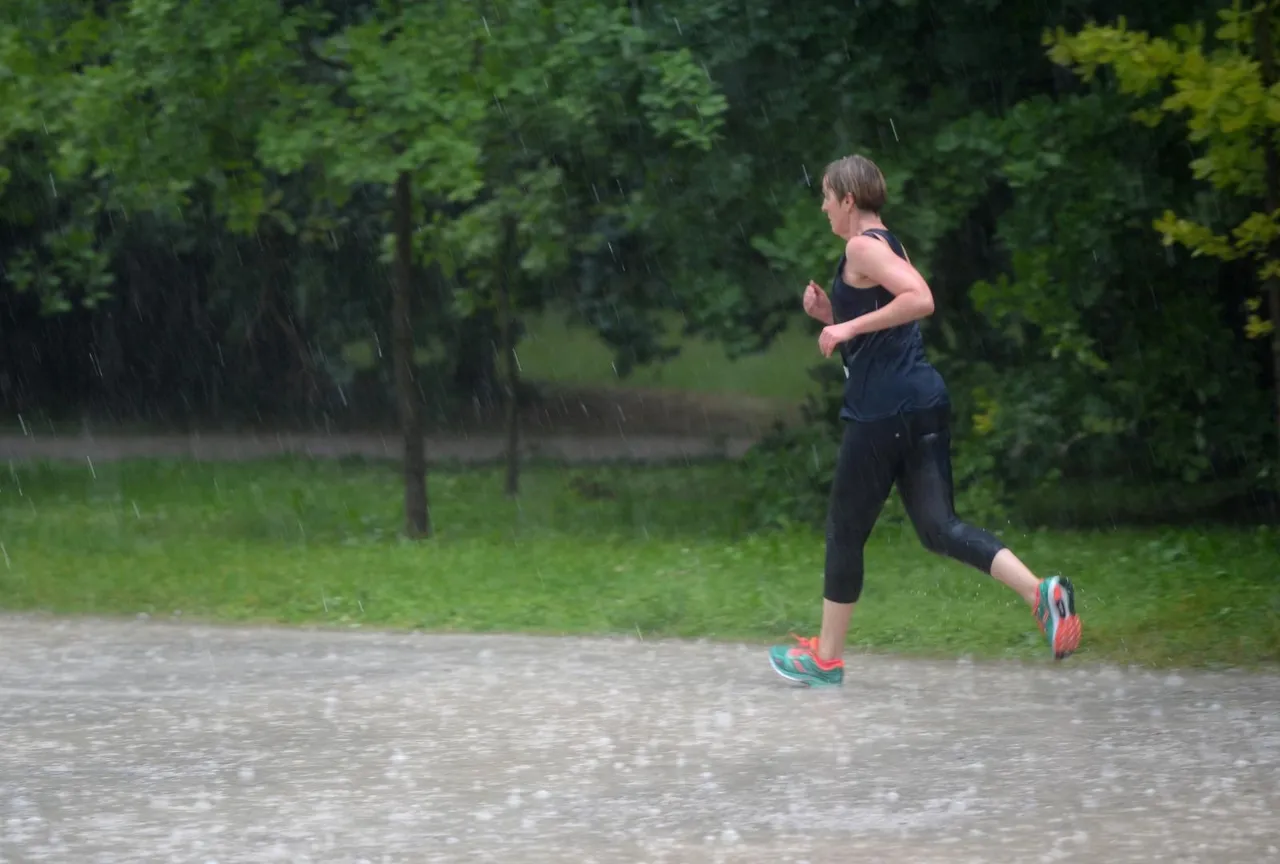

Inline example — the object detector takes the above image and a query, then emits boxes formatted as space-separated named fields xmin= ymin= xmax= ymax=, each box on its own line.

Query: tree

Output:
xmin=5 ymin=0 xmax=1274 ymax=523
xmin=435 ymin=0 xmax=727 ymax=496
xmin=0 ymin=0 xmax=324 ymax=412
xmin=5 ymin=0 xmax=485 ymax=536
xmin=258 ymin=1 xmax=489 ymax=537
xmin=1 ymin=2 xmax=124 ymax=315
xmin=1047 ymin=2 xmax=1280 ymax=480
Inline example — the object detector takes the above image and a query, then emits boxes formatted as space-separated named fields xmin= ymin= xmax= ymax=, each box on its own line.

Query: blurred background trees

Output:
xmin=2 ymin=0 xmax=1276 ymax=533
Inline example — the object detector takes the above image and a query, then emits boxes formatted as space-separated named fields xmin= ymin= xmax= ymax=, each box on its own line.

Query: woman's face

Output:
xmin=820 ymin=178 xmax=853 ymax=238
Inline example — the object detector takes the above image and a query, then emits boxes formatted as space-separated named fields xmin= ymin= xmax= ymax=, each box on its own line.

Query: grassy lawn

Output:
xmin=517 ymin=309 xmax=823 ymax=404
xmin=2 ymin=457 xmax=1277 ymax=671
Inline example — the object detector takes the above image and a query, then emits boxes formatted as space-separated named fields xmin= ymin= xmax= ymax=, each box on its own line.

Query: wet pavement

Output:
xmin=1 ymin=615 xmax=1278 ymax=863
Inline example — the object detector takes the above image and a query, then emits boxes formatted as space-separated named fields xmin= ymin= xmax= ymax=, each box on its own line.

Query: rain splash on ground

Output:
xmin=2 ymin=615 xmax=1278 ymax=863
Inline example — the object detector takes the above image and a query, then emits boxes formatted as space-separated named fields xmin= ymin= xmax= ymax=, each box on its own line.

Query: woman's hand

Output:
xmin=803 ymin=281 xmax=833 ymax=325
xmin=818 ymin=320 xmax=858 ymax=357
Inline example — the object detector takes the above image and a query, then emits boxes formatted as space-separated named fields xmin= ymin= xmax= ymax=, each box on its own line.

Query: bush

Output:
xmin=739 ymin=415 xmax=840 ymax=530
xmin=740 ymin=363 xmax=1013 ymax=533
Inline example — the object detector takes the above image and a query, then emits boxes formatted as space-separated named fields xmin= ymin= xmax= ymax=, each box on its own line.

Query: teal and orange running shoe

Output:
xmin=768 ymin=634 xmax=844 ymax=687
xmin=1035 ymin=575 xmax=1082 ymax=660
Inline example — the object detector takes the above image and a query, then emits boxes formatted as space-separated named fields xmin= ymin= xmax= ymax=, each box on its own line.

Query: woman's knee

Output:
xmin=914 ymin=516 xmax=1003 ymax=573
xmin=912 ymin=515 xmax=954 ymax=558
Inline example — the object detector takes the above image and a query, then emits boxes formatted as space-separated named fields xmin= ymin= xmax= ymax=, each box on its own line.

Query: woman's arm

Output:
xmin=840 ymin=234 xmax=935 ymax=334
xmin=817 ymin=235 xmax=935 ymax=357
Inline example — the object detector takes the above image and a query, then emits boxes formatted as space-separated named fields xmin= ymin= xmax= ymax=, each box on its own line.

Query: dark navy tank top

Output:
xmin=830 ymin=228 xmax=949 ymax=422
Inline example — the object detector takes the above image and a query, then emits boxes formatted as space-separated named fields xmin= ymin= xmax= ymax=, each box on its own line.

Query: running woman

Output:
xmin=769 ymin=154 xmax=1081 ymax=687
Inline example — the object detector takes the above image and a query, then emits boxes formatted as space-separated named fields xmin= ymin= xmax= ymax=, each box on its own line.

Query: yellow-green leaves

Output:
xmin=1246 ymin=296 xmax=1276 ymax=337
xmin=1049 ymin=14 xmax=1275 ymax=197
xmin=1048 ymin=5 xmax=1280 ymax=342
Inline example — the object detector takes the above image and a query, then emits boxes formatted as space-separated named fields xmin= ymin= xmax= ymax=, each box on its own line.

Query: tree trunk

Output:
xmin=1256 ymin=3 xmax=1280 ymax=484
xmin=1269 ymin=276 xmax=1280 ymax=481
xmin=392 ymin=171 xmax=430 ymax=537
xmin=496 ymin=218 xmax=521 ymax=497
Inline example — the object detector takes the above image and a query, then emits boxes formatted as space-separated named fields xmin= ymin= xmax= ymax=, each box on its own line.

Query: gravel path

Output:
xmin=2 ymin=615 xmax=1278 ymax=863
xmin=0 ymin=431 xmax=756 ymax=465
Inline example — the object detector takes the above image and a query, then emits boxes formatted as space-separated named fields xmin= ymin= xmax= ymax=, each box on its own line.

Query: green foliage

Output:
xmin=48 ymin=1 xmax=298 ymax=230
xmin=432 ymin=0 xmax=727 ymax=321
xmin=670 ymin=0 xmax=1275 ymax=501
xmin=1047 ymin=4 xmax=1279 ymax=337
xmin=0 ymin=0 xmax=305 ymax=313
xmin=953 ymin=90 xmax=1264 ymax=485
xmin=737 ymin=394 xmax=842 ymax=531
xmin=258 ymin=3 xmax=487 ymax=214
xmin=1 ymin=0 xmax=1276 ymax=516
xmin=3 ymin=221 xmax=115 ymax=314
xmin=750 ymin=189 xmax=843 ymax=293
xmin=0 ymin=3 xmax=112 ymax=312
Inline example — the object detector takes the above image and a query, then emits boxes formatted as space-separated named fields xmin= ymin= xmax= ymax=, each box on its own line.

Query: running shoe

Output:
xmin=1035 ymin=575 xmax=1082 ymax=660
xmin=768 ymin=634 xmax=844 ymax=686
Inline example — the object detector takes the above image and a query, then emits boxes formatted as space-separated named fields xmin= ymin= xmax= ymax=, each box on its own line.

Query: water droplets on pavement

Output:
xmin=0 ymin=615 xmax=1278 ymax=863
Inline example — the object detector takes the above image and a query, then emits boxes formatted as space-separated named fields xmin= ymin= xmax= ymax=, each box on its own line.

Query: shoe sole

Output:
xmin=768 ymin=656 xmax=842 ymax=687
xmin=1047 ymin=576 xmax=1082 ymax=660
xmin=770 ymin=658 xmax=810 ymax=686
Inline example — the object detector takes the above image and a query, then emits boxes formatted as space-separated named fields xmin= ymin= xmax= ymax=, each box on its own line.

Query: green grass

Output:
xmin=2 ymin=457 xmax=1277 ymax=670
xmin=516 ymin=309 xmax=823 ymax=403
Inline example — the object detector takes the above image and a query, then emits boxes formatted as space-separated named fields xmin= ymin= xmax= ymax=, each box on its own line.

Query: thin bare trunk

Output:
xmin=1269 ymin=277 xmax=1280 ymax=479
xmin=393 ymin=171 xmax=430 ymax=537
xmin=497 ymin=218 xmax=520 ymax=497
xmin=1256 ymin=3 xmax=1280 ymax=483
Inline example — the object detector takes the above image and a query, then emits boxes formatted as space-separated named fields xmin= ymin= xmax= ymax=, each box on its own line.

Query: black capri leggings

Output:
xmin=824 ymin=404 xmax=1006 ymax=604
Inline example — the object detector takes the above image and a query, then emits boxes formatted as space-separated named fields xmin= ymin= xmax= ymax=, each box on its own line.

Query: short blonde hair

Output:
xmin=823 ymin=154 xmax=886 ymax=213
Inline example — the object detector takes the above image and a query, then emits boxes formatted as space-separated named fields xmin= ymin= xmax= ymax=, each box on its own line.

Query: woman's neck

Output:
xmin=843 ymin=211 xmax=885 ymax=239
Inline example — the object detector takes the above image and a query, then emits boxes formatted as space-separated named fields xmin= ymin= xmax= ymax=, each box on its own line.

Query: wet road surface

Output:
xmin=2 ymin=615 xmax=1278 ymax=863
